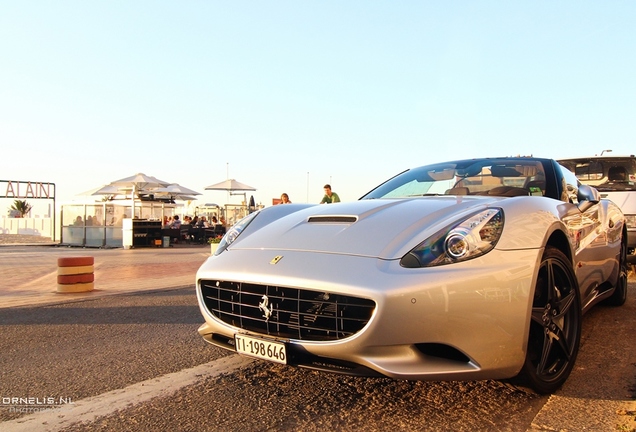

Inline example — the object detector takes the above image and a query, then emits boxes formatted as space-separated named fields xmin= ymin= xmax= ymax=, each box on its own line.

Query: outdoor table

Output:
xmin=188 ymin=227 xmax=206 ymax=244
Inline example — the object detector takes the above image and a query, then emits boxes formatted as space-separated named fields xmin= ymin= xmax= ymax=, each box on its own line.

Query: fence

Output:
xmin=0 ymin=217 xmax=53 ymax=238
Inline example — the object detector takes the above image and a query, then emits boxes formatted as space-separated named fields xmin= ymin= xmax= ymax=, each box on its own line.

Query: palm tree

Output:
xmin=10 ymin=200 xmax=32 ymax=218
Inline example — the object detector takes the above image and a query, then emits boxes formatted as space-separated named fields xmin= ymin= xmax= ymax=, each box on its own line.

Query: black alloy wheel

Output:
xmin=514 ymin=246 xmax=582 ymax=394
xmin=604 ymin=233 xmax=628 ymax=306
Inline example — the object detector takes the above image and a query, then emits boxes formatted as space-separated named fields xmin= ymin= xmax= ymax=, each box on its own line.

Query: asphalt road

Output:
xmin=1 ymin=284 xmax=635 ymax=431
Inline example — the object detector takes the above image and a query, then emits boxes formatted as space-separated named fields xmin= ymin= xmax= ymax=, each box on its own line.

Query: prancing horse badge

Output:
xmin=270 ymin=255 xmax=283 ymax=265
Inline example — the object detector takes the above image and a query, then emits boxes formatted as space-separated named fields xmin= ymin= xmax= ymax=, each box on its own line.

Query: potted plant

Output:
xmin=208 ymin=236 xmax=221 ymax=254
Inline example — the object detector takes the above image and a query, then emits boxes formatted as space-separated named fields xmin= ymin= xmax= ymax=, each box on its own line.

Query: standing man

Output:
xmin=320 ymin=184 xmax=341 ymax=204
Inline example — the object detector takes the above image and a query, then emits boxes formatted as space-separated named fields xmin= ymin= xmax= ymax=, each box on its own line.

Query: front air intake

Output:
xmin=307 ymin=216 xmax=357 ymax=223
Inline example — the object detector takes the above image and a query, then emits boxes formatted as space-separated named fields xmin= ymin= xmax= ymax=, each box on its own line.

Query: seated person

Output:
xmin=196 ymin=216 xmax=211 ymax=228
xmin=169 ymin=215 xmax=182 ymax=229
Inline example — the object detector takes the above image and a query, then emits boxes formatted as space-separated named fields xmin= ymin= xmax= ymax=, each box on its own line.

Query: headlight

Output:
xmin=214 ymin=211 xmax=260 ymax=255
xmin=625 ymin=215 xmax=636 ymax=229
xmin=401 ymin=208 xmax=504 ymax=268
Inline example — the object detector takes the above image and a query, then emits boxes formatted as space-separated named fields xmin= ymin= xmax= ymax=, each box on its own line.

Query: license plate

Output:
xmin=234 ymin=334 xmax=287 ymax=364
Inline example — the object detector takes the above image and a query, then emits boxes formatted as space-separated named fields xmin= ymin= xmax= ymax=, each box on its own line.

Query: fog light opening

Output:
xmin=415 ymin=343 xmax=470 ymax=363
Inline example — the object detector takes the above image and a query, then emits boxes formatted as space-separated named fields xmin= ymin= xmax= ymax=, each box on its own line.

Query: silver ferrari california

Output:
xmin=196 ymin=157 xmax=627 ymax=394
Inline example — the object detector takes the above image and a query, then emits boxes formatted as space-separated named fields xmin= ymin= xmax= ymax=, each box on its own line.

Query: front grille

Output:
xmin=200 ymin=280 xmax=376 ymax=341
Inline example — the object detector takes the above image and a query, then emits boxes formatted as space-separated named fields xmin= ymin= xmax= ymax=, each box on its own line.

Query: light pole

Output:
xmin=600 ymin=149 xmax=613 ymax=156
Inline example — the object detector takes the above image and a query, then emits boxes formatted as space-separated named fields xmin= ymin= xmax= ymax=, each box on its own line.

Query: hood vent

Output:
xmin=307 ymin=216 xmax=358 ymax=223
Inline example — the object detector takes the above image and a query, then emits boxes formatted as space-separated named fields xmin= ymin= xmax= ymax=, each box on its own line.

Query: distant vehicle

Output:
xmin=196 ymin=157 xmax=627 ymax=394
xmin=558 ymin=155 xmax=636 ymax=265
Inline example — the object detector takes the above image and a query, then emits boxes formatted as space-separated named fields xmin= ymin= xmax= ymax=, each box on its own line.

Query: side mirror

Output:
xmin=577 ymin=184 xmax=600 ymax=212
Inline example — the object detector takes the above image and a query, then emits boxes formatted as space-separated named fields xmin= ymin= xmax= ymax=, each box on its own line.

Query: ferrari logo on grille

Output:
xmin=270 ymin=255 xmax=283 ymax=265
xmin=259 ymin=295 xmax=274 ymax=321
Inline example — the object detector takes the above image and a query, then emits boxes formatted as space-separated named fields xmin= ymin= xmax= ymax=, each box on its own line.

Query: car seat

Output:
xmin=608 ymin=166 xmax=628 ymax=182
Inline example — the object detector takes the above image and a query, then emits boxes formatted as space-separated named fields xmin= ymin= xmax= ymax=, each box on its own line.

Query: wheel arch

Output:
xmin=545 ymin=228 xmax=573 ymax=264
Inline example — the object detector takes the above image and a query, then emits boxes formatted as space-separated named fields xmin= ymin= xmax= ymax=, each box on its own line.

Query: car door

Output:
xmin=558 ymin=165 xmax=617 ymax=309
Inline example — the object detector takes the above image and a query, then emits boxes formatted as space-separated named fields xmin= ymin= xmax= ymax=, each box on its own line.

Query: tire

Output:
xmin=603 ymin=233 xmax=628 ymax=307
xmin=510 ymin=246 xmax=582 ymax=394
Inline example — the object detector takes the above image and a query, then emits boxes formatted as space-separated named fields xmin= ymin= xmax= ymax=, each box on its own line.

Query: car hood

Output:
xmin=231 ymin=197 xmax=504 ymax=260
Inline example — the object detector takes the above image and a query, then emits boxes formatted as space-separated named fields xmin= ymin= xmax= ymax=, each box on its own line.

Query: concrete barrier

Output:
xmin=57 ymin=256 xmax=95 ymax=293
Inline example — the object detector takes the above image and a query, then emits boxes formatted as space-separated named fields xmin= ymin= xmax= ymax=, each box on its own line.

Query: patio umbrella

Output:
xmin=105 ymin=173 xmax=172 ymax=218
xmin=110 ymin=173 xmax=171 ymax=190
xmin=90 ymin=184 xmax=133 ymax=196
xmin=170 ymin=194 xmax=198 ymax=201
xmin=148 ymin=192 xmax=199 ymax=202
xmin=150 ymin=183 xmax=202 ymax=196
xmin=142 ymin=183 xmax=201 ymax=206
xmin=205 ymin=178 xmax=257 ymax=205
xmin=204 ymin=179 xmax=256 ymax=192
xmin=80 ymin=184 xmax=131 ymax=203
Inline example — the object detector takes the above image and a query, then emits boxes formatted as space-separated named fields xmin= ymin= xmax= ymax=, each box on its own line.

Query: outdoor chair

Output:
xmin=162 ymin=228 xmax=181 ymax=245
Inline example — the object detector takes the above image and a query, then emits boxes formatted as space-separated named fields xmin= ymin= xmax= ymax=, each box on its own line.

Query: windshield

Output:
xmin=361 ymin=159 xmax=548 ymax=199
xmin=558 ymin=157 xmax=636 ymax=192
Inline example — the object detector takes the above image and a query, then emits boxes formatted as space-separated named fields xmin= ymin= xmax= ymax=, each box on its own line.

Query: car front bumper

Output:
xmin=196 ymin=246 xmax=542 ymax=381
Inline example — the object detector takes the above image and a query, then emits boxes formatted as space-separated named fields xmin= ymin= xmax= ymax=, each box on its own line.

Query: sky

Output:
xmin=1 ymin=1 xmax=635 ymax=215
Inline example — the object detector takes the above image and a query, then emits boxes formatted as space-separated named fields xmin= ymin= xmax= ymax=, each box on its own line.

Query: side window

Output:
xmin=558 ymin=164 xmax=579 ymax=203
